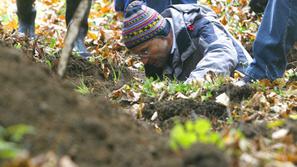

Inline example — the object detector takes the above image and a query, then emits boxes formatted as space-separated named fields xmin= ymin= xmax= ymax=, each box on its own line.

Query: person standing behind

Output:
xmin=114 ymin=0 xmax=197 ymax=13
xmin=16 ymin=0 xmax=92 ymax=58
xmin=243 ymin=0 xmax=297 ymax=82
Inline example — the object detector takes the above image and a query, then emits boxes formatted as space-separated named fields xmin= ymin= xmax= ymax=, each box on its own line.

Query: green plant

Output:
xmin=169 ymin=119 xmax=223 ymax=151
xmin=267 ymin=120 xmax=285 ymax=129
xmin=287 ymin=69 xmax=297 ymax=81
xmin=49 ymin=37 xmax=57 ymax=49
xmin=0 ymin=14 xmax=11 ymax=25
xmin=109 ymin=62 xmax=123 ymax=83
xmin=168 ymin=80 xmax=198 ymax=95
xmin=74 ymin=79 xmax=91 ymax=95
xmin=45 ymin=59 xmax=53 ymax=69
xmin=142 ymin=77 xmax=157 ymax=97
xmin=13 ymin=43 xmax=22 ymax=49
xmin=57 ymin=0 xmax=66 ymax=16
xmin=0 ymin=124 xmax=34 ymax=159
xmin=201 ymin=91 xmax=213 ymax=102
xmin=251 ymin=81 xmax=267 ymax=93
xmin=199 ymin=77 xmax=225 ymax=101
xmin=272 ymin=87 xmax=284 ymax=96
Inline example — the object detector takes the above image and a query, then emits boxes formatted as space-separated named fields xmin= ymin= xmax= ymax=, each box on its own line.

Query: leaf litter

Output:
xmin=0 ymin=0 xmax=297 ymax=167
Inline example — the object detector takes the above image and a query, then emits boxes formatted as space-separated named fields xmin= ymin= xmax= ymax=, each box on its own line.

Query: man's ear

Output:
xmin=165 ymin=30 xmax=174 ymax=46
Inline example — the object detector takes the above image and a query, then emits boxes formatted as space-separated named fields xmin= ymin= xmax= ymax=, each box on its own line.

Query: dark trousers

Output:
xmin=246 ymin=0 xmax=297 ymax=80
xmin=114 ymin=0 xmax=197 ymax=13
xmin=16 ymin=0 xmax=92 ymax=37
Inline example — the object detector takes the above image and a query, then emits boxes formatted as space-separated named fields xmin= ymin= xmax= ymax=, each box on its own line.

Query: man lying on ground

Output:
xmin=122 ymin=1 xmax=252 ymax=83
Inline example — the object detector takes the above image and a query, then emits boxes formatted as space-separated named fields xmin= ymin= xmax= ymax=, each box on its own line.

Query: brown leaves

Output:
xmin=100 ymin=5 xmax=111 ymax=14
xmin=203 ymin=0 xmax=262 ymax=50
xmin=1 ymin=0 xmax=297 ymax=167
xmin=239 ymin=0 xmax=248 ymax=6
xmin=247 ymin=92 xmax=270 ymax=111
xmin=111 ymin=84 xmax=141 ymax=103
xmin=275 ymin=154 xmax=297 ymax=164
xmin=43 ymin=0 xmax=60 ymax=6
xmin=220 ymin=15 xmax=228 ymax=25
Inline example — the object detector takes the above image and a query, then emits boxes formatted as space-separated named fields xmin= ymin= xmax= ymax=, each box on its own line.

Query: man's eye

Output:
xmin=142 ymin=50 xmax=148 ymax=55
xmin=138 ymin=50 xmax=149 ymax=58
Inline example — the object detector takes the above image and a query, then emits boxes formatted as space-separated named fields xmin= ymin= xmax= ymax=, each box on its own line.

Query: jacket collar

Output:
xmin=165 ymin=18 xmax=177 ymax=54
xmin=161 ymin=5 xmax=198 ymax=78
xmin=162 ymin=6 xmax=193 ymax=58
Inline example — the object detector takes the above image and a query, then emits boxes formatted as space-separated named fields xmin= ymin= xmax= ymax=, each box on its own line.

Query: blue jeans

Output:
xmin=114 ymin=0 xmax=197 ymax=13
xmin=245 ymin=0 xmax=297 ymax=80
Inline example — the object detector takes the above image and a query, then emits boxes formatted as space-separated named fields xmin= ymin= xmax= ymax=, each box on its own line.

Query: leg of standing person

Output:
xmin=66 ymin=0 xmax=92 ymax=58
xmin=16 ymin=0 xmax=36 ymax=38
xmin=245 ymin=0 xmax=297 ymax=81
xmin=114 ymin=0 xmax=197 ymax=13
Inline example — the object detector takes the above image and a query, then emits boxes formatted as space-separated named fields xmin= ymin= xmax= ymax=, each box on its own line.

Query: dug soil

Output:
xmin=51 ymin=54 xmax=135 ymax=97
xmin=0 ymin=47 xmax=229 ymax=167
xmin=143 ymin=99 xmax=228 ymax=130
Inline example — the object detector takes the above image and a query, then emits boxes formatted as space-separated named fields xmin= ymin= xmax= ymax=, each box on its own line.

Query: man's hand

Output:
xmin=249 ymin=0 xmax=268 ymax=13
xmin=184 ymin=78 xmax=205 ymax=86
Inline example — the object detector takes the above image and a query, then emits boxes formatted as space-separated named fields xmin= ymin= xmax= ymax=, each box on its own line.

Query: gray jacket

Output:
xmin=145 ymin=4 xmax=252 ymax=82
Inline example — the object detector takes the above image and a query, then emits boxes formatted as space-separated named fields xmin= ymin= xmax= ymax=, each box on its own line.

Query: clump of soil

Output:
xmin=216 ymin=84 xmax=255 ymax=103
xmin=237 ymin=122 xmax=270 ymax=139
xmin=61 ymin=56 xmax=105 ymax=79
xmin=143 ymin=99 xmax=227 ymax=129
xmin=183 ymin=143 xmax=229 ymax=167
xmin=0 ymin=46 xmax=229 ymax=167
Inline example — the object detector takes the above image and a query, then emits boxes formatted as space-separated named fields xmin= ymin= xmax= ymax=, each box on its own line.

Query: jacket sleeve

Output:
xmin=186 ymin=22 xmax=238 ymax=83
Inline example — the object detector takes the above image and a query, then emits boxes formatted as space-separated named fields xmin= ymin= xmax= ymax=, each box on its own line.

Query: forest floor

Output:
xmin=0 ymin=0 xmax=296 ymax=167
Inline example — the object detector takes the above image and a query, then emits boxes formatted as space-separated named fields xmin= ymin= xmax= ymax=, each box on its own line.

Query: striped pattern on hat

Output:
xmin=122 ymin=1 xmax=169 ymax=49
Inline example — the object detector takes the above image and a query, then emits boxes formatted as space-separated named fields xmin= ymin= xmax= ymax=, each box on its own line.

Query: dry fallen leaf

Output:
xmin=272 ymin=129 xmax=289 ymax=139
xmin=216 ymin=93 xmax=230 ymax=107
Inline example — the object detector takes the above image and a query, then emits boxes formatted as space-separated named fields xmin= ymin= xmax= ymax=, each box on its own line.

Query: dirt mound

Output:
xmin=51 ymin=56 xmax=134 ymax=96
xmin=143 ymin=99 xmax=227 ymax=129
xmin=62 ymin=56 xmax=105 ymax=79
xmin=0 ymin=46 xmax=230 ymax=167
xmin=0 ymin=47 xmax=180 ymax=167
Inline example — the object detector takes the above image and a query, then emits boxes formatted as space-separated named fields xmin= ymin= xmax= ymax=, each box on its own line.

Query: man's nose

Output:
xmin=141 ymin=57 xmax=149 ymax=65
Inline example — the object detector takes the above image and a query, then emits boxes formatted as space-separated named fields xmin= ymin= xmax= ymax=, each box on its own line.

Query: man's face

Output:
xmin=131 ymin=36 xmax=172 ymax=68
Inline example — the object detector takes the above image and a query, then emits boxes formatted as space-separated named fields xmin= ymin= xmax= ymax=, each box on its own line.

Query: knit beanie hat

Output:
xmin=122 ymin=1 xmax=171 ymax=49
